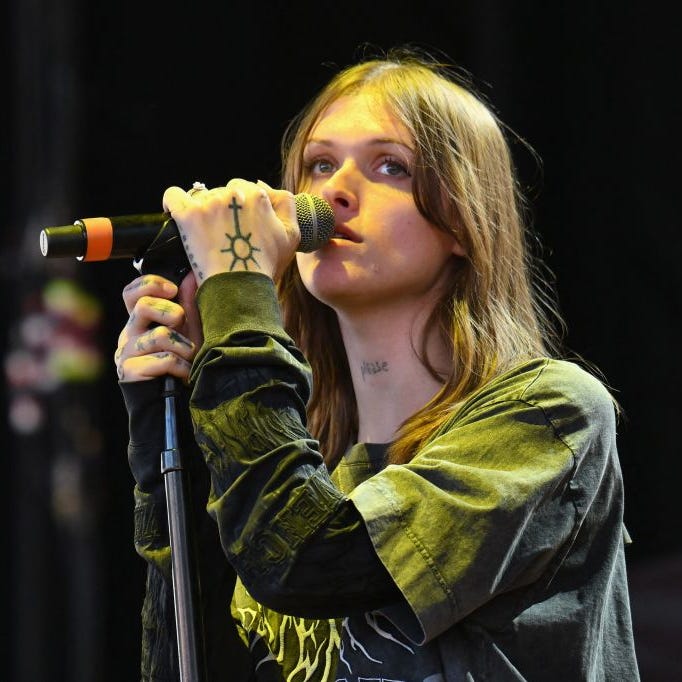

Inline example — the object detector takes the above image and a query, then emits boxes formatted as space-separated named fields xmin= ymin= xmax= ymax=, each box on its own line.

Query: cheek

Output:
xmin=390 ymin=204 xmax=458 ymax=256
xmin=380 ymin=213 xmax=444 ymax=261
xmin=377 ymin=227 xmax=457 ymax=290
xmin=295 ymin=252 xmax=324 ymax=295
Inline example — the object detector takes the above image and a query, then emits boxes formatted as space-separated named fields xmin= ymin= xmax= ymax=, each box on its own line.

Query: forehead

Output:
xmin=308 ymin=91 xmax=412 ymax=145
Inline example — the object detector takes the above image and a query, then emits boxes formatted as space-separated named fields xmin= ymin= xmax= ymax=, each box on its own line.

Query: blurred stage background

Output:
xmin=1 ymin=1 xmax=679 ymax=680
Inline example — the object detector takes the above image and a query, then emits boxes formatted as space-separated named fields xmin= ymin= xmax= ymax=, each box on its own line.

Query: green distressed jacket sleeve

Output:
xmin=122 ymin=379 xmax=177 ymax=680
xmin=189 ymin=271 xmax=401 ymax=616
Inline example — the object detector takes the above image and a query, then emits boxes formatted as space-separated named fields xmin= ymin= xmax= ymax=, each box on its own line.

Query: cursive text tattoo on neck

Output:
xmin=361 ymin=360 xmax=389 ymax=382
xmin=221 ymin=197 xmax=261 ymax=271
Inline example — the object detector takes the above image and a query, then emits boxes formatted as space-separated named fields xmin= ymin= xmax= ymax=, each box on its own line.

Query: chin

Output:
xmin=297 ymin=269 xmax=360 ymax=313
xmin=302 ymin=273 xmax=352 ymax=308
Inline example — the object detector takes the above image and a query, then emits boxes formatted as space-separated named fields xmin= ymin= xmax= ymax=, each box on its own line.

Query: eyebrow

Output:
xmin=305 ymin=137 xmax=414 ymax=152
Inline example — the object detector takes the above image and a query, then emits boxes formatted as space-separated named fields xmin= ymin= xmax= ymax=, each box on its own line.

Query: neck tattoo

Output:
xmin=361 ymin=360 xmax=389 ymax=382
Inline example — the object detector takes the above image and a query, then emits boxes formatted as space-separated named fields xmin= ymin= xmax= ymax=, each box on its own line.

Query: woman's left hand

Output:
xmin=162 ymin=179 xmax=300 ymax=285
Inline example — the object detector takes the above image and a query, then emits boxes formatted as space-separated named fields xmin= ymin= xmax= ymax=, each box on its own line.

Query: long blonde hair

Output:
xmin=278 ymin=49 xmax=564 ymax=466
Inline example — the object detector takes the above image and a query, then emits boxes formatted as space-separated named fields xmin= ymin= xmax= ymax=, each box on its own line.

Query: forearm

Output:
xmin=191 ymin=273 xmax=401 ymax=616
xmin=269 ymin=497 xmax=402 ymax=618
xmin=122 ymin=379 xmax=172 ymax=574
xmin=122 ymin=379 xmax=251 ymax=674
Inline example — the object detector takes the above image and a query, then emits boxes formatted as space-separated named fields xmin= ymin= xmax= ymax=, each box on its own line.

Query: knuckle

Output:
xmin=149 ymin=325 xmax=165 ymax=340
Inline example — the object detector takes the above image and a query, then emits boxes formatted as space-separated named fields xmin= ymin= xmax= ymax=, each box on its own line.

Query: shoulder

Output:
xmin=522 ymin=358 xmax=616 ymax=447
xmin=454 ymin=358 xmax=613 ymax=414
xmin=465 ymin=357 xmax=613 ymax=414
xmin=521 ymin=356 xmax=612 ymax=408
xmin=446 ymin=358 xmax=616 ymax=458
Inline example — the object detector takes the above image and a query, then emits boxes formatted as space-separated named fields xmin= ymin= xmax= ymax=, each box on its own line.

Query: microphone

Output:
xmin=39 ymin=193 xmax=335 ymax=261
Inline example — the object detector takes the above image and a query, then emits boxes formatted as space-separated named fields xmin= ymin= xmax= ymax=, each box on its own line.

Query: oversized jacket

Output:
xmin=123 ymin=271 xmax=640 ymax=681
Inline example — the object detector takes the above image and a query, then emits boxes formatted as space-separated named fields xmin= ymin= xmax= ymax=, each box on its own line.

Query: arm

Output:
xmin=190 ymin=271 xmax=618 ymax=644
xmin=117 ymin=274 xmax=252 ymax=678
xmin=122 ymin=378 xmax=177 ymax=681
xmin=147 ymin=180 xmax=402 ymax=617
xmin=189 ymin=271 xmax=401 ymax=618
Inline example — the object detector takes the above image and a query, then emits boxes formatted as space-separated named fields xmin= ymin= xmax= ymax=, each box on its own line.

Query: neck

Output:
xmin=336 ymin=300 xmax=449 ymax=444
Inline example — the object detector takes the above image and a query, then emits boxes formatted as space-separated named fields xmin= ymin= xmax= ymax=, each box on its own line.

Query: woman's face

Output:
xmin=295 ymin=90 xmax=464 ymax=314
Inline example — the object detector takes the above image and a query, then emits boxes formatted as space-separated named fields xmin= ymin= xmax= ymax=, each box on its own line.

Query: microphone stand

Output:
xmin=135 ymin=219 xmax=205 ymax=682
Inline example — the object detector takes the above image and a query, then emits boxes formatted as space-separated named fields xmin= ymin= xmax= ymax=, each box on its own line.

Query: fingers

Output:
xmin=115 ymin=348 xmax=193 ymax=383
xmin=256 ymin=180 xmax=298 ymax=234
xmin=124 ymin=296 xmax=187 ymax=340
xmin=124 ymin=324 xmax=196 ymax=360
xmin=162 ymin=185 xmax=191 ymax=214
xmin=163 ymin=179 xmax=294 ymax=227
xmin=177 ymin=272 xmax=203 ymax=349
xmin=115 ymin=319 xmax=196 ymax=383
xmin=164 ymin=182 xmax=247 ymax=218
xmin=122 ymin=274 xmax=178 ymax=314
xmin=117 ymin=271 xmax=200 ymax=383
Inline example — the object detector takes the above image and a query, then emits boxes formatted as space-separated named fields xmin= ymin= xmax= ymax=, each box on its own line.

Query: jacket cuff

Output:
xmin=195 ymin=271 xmax=286 ymax=352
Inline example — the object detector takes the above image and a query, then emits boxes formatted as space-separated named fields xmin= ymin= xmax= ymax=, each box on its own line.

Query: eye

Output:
xmin=378 ymin=156 xmax=411 ymax=178
xmin=303 ymin=157 xmax=336 ymax=175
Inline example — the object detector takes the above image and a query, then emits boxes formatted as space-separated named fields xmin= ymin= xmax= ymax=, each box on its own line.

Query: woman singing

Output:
xmin=116 ymin=49 xmax=640 ymax=680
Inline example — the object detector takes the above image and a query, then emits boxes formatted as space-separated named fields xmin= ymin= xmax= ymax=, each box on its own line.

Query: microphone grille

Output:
xmin=295 ymin=194 xmax=335 ymax=252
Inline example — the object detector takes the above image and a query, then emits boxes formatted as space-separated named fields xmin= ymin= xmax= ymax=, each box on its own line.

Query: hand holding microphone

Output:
xmin=163 ymin=179 xmax=306 ymax=284
xmin=115 ymin=180 xmax=275 ymax=383
xmin=45 ymin=179 xmax=333 ymax=383
xmin=40 ymin=181 xmax=334 ymax=285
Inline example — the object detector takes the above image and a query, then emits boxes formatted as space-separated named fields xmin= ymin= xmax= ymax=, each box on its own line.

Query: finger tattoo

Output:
xmin=169 ymin=330 xmax=193 ymax=348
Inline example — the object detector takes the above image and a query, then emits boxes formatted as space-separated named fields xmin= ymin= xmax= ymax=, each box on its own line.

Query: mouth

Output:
xmin=330 ymin=224 xmax=361 ymax=243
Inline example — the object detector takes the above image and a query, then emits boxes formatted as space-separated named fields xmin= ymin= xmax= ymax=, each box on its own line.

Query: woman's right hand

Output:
xmin=115 ymin=272 xmax=202 ymax=383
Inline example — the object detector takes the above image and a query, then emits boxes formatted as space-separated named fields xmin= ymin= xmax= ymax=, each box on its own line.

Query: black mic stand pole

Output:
xmin=136 ymin=219 xmax=206 ymax=682
xmin=161 ymin=374 xmax=204 ymax=682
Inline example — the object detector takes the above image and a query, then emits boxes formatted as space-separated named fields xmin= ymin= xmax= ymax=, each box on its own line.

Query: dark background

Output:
xmin=2 ymin=1 xmax=679 ymax=680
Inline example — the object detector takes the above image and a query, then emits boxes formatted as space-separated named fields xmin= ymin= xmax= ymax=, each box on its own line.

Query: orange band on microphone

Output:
xmin=82 ymin=217 xmax=113 ymax=261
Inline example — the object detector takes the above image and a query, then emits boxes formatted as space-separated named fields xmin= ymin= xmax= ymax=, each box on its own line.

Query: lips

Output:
xmin=331 ymin=224 xmax=361 ymax=243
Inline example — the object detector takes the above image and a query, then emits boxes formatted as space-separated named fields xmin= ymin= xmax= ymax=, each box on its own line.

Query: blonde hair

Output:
xmin=278 ymin=49 xmax=564 ymax=466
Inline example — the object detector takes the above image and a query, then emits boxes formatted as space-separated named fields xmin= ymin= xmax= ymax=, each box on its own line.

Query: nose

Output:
xmin=320 ymin=161 xmax=359 ymax=216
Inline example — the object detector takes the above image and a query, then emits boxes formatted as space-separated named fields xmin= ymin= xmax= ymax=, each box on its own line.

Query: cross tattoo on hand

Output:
xmin=221 ymin=197 xmax=261 ymax=271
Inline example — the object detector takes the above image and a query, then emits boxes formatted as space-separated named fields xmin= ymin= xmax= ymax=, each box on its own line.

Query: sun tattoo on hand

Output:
xmin=221 ymin=197 xmax=261 ymax=270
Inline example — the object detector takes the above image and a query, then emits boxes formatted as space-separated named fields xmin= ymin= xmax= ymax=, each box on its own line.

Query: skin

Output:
xmin=116 ymin=274 xmax=201 ymax=383
xmin=297 ymin=92 xmax=465 ymax=442
xmin=115 ymin=180 xmax=299 ymax=383
xmin=115 ymin=91 xmax=465 ymax=444
xmin=296 ymin=93 xmax=465 ymax=311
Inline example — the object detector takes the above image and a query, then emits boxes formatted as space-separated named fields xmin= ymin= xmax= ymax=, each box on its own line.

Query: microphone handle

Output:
xmin=40 ymin=213 xmax=185 ymax=261
xmin=135 ymin=217 xmax=191 ymax=285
